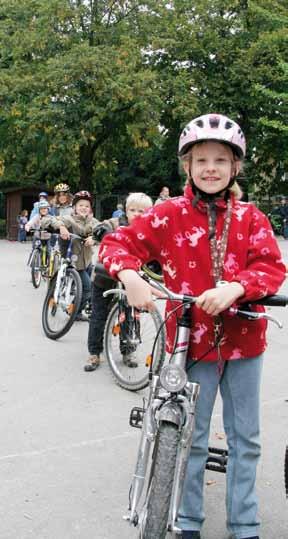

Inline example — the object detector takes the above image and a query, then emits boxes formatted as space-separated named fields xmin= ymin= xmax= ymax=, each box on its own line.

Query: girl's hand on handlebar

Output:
xmin=59 ymin=225 xmax=70 ymax=240
xmin=196 ymin=282 xmax=244 ymax=316
xmin=118 ymin=269 xmax=155 ymax=311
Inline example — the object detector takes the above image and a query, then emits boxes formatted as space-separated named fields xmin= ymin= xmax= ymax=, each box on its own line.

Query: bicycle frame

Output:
xmin=51 ymin=232 xmax=87 ymax=307
xmin=28 ymin=230 xmax=51 ymax=277
xmin=124 ymin=273 xmax=287 ymax=535
xmin=53 ymin=237 xmax=75 ymax=305
xmin=126 ymin=298 xmax=200 ymax=533
xmin=104 ymin=285 xmax=141 ymax=345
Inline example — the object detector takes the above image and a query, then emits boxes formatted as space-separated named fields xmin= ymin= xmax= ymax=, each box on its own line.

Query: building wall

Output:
xmin=5 ymin=188 xmax=49 ymax=240
xmin=6 ymin=191 xmax=21 ymax=240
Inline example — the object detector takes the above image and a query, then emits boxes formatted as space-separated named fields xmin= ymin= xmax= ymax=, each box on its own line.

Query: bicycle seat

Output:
xmin=92 ymin=263 xmax=116 ymax=289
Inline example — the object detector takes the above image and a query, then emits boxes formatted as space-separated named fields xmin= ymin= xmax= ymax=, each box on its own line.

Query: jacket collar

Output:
xmin=184 ymin=183 xmax=233 ymax=211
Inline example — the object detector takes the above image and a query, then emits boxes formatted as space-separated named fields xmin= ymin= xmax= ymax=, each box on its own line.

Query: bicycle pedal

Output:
xmin=129 ymin=407 xmax=144 ymax=429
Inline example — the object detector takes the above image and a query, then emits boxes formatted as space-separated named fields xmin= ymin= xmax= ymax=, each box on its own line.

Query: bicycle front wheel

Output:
xmin=104 ymin=303 xmax=165 ymax=391
xmin=42 ymin=267 xmax=82 ymax=340
xmin=31 ymin=249 xmax=41 ymax=288
xmin=139 ymin=421 xmax=179 ymax=539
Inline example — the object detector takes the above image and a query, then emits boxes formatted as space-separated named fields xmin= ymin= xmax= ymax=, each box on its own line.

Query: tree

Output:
xmin=0 ymin=0 xmax=287 ymax=197
xmin=0 ymin=0 xmax=162 ymax=191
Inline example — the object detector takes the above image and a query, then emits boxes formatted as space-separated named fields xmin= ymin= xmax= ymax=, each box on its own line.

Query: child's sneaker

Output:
xmin=122 ymin=352 xmax=138 ymax=368
xmin=84 ymin=355 xmax=101 ymax=371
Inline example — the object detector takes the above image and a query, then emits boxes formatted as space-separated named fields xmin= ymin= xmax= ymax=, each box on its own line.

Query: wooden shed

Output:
xmin=2 ymin=186 xmax=52 ymax=240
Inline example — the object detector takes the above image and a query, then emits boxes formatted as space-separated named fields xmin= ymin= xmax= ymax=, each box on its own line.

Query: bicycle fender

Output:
xmin=158 ymin=401 xmax=183 ymax=427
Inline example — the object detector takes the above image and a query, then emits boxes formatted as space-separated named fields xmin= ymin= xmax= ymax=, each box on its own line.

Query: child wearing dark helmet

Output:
xmin=99 ymin=113 xmax=286 ymax=539
xmin=42 ymin=190 xmax=117 ymax=321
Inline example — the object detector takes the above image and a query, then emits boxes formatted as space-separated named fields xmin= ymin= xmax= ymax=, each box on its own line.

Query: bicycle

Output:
xmin=93 ymin=263 xmax=166 ymax=392
xmin=42 ymin=233 xmax=85 ymax=340
xmin=27 ymin=230 xmax=60 ymax=288
xmin=122 ymin=271 xmax=288 ymax=538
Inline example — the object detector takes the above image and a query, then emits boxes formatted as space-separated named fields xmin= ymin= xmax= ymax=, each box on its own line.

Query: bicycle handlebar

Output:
xmin=98 ymin=263 xmax=288 ymax=327
xmin=248 ymin=295 xmax=288 ymax=307
xmin=138 ymin=270 xmax=288 ymax=327
xmin=139 ymin=270 xmax=288 ymax=307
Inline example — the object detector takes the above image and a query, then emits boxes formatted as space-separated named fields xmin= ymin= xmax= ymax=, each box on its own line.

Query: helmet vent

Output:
xmin=195 ymin=119 xmax=204 ymax=127
xmin=225 ymin=121 xmax=233 ymax=129
xmin=209 ymin=117 xmax=220 ymax=128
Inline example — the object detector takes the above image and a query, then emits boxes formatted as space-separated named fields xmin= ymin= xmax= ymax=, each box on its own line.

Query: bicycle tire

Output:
xmin=285 ymin=445 xmax=288 ymax=498
xmin=139 ymin=421 xmax=179 ymax=539
xmin=42 ymin=267 xmax=82 ymax=340
xmin=104 ymin=302 xmax=165 ymax=391
xmin=142 ymin=263 xmax=163 ymax=283
xmin=31 ymin=249 xmax=42 ymax=288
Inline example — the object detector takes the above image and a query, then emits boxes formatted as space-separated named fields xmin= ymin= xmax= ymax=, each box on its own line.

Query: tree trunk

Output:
xmin=79 ymin=142 xmax=94 ymax=191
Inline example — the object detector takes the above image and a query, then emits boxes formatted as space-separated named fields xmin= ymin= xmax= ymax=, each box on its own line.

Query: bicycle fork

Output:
xmin=168 ymin=384 xmax=200 ymax=534
xmin=125 ymin=375 xmax=159 ymax=526
xmin=53 ymin=264 xmax=65 ymax=304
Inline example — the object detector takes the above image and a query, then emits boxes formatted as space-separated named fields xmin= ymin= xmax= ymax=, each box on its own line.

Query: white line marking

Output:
xmin=0 ymin=431 xmax=136 ymax=462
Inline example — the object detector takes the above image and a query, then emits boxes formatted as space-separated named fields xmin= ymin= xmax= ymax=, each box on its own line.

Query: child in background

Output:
xmin=17 ymin=209 xmax=28 ymax=242
xmin=29 ymin=192 xmax=50 ymax=220
xmin=25 ymin=200 xmax=50 ymax=232
xmin=42 ymin=190 xmax=117 ymax=322
xmin=50 ymin=183 xmax=73 ymax=218
xmin=25 ymin=200 xmax=51 ymax=251
xmin=99 ymin=114 xmax=286 ymax=539
xmin=50 ymin=182 xmax=73 ymax=250
xmin=84 ymin=192 xmax=153 ymax=371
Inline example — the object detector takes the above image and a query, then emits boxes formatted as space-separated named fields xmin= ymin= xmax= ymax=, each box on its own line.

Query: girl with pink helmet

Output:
xmin=99 ymin=113 xmax=286 ymax=539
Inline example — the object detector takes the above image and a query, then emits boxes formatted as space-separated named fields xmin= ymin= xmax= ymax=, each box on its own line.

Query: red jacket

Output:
xmin=99 ymin=185 xmax=286 ymax=361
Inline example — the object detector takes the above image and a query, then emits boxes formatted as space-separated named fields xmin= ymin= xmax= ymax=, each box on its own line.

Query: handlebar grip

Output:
xmin=248 ymin=295 xmax=288 ymax=307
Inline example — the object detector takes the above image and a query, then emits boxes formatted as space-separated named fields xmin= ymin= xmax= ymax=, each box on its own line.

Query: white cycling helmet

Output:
xmin=178 ymin=113 xmax=246 ymax=159
xmin=38 ymin=200 xmax=50 ymax=210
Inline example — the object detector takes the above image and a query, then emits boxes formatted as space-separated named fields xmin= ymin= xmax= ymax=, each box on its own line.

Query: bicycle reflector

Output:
xmin=160 ymin=365 xmax=187 ymax=393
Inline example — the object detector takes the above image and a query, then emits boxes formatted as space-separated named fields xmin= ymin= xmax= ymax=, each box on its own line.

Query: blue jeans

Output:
xmin=178 ymin=355 xmax=263 ymax=539
xmin=78 ymin=269 xmax=91 ymax=313
xmin=18 ymin=228 xmax=27 ymax=242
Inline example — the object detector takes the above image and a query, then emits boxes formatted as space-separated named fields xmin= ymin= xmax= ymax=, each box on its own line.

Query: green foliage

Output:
xmin=0 ymin=0 xmax=287 ymax=197
xmin=0 ymin=219 xmax=6 ymax=237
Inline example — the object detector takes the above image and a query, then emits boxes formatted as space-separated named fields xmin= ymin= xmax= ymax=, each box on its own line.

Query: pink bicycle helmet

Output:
xmin=178 ymin=113 xmax=246 ymax=159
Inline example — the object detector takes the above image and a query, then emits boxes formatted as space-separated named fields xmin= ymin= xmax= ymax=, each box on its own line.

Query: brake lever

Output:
xmin=230 ymin=308 xmax=283 ymax=329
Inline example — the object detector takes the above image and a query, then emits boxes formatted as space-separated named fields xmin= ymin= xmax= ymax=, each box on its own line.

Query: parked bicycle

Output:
xmin=42 ymin=233 xmax=85 ymax=340
xmin=27 ymin=230 xmax=60 ymax=288
xmin=93 ymin=263 xmax=165 ymax=391
xmin=123 ymin=271 xmax=288 ymax=538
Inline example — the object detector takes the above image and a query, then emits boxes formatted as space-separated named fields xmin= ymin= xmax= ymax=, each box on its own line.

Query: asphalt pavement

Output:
xmin=0 ymin=239 xmax=287 ymax=539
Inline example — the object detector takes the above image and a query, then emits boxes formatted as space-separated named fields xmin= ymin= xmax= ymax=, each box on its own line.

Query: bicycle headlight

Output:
xmin=160 ymin=365 xmax=187 ymax=393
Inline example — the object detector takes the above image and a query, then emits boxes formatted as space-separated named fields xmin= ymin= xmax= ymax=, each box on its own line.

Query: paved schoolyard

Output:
xmin=0 ymin=239 xmax=287 ymax=539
